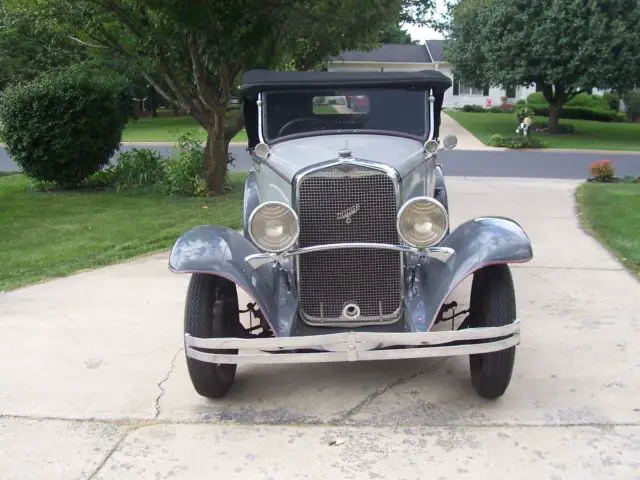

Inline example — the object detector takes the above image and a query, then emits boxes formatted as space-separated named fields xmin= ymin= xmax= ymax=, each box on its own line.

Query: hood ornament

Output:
xmin=337 ymin=204 xmax=360 ymax=224
xmin=338 ymin=149 xmax=352 ymax=159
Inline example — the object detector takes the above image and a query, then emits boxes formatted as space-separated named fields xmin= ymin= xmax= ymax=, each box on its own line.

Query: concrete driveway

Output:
xmin=1 ymin=177 xmax=639 ymax=479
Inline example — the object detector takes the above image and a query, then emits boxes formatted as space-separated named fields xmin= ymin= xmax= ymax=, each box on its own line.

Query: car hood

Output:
xmin=266 ymin=134 xmax=425 ymax=181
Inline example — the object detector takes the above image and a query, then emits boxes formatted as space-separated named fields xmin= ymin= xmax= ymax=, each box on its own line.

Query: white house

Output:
xmin=328 ymin=41 xmax=541 ymax=109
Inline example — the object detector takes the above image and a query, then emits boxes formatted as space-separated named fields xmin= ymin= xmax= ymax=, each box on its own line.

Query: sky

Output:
xmin=402 ymin=0 xmax=448 ymax=42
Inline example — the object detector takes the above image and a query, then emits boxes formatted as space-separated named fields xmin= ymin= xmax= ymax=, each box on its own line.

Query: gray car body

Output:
xmin=169 ymin=132 xmax=533 ymax=338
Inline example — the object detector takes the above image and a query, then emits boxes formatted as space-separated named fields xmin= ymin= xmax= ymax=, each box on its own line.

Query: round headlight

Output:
xmin=249 ymin=202 xmax=299 ymax=253
xmin=397 ymin=197 xmax=448 ymax=248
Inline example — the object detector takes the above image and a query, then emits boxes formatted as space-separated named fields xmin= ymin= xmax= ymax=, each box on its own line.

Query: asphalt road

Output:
xmin=2 ymin=144 xmax=640 ymax=179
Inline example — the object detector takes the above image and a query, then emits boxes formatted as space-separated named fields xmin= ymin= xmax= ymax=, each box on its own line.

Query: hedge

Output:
xmin=526 ymin=92 xmax=613 ymax=110
xmin=528 ymin=104 xmax=625 ymax=122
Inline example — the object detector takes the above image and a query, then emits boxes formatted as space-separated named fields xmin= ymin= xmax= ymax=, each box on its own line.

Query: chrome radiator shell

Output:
xmin=293 ymin=161 xmax=403 ymax=327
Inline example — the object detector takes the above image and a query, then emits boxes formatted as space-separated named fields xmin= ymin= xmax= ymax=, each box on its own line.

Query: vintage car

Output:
xmin=169 ymin=69 xmax=533 ymax=400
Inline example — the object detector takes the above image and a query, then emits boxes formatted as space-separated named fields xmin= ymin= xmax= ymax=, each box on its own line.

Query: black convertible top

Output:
xmin=240 ymin=69 xmax=452 ymax=96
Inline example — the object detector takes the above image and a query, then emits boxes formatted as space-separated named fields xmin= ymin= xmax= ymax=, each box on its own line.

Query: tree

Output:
xmin=443 ymin=0 xmax=640 ymax=132
xmin=378 ymin=23 xmax=417 ymax=44
xmin=34 ymin=0 xmax=435 ymax=196
xmin=0 ymin=1 xmax=86 ymax=88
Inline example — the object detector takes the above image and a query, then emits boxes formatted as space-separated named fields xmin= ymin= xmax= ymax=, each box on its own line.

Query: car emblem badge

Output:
xmin=337 ymin=204 xmax=360 ymax=224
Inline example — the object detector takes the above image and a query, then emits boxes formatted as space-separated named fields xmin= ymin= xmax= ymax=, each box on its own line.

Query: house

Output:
xmin=328 ymin=41 xmax=538 ymax=109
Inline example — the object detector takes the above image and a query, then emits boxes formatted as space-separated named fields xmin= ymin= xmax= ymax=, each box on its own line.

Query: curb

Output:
xmin=509 ymin=148 xmax=640 ymax=155
xmin=118 ymin=141 xmax=246 ymax=147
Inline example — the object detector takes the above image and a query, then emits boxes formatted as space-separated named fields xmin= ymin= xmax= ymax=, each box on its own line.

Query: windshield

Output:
xmin=262 ymin=88 xmax=429 ymax=142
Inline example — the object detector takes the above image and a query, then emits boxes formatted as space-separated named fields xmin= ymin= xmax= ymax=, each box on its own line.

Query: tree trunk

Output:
xmin=547 ymin=102 xmax=561 ymax=133
xmin=204 ymin=113 xmax=230 ymax=196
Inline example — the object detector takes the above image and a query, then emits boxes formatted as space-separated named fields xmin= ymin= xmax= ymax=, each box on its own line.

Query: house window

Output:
xmin=456 ymin=81 xmax=486 ymax=96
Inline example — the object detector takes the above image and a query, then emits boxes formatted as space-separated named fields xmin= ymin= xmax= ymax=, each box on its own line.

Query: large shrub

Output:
xmin=526 ymin=92 xmax=546 ymax=105
xmin=0 ymin=68 xmax=130 ymax=187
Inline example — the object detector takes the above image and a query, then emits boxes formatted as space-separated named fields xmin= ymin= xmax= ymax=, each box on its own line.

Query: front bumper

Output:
xmin=185 ymin=319 xmax=520 ymax=364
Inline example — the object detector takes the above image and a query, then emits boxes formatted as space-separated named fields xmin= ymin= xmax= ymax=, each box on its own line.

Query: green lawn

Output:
xmin=446 ymin=110 xmax=640 ymax=151
xmin=577 ymin=183 xmax=640 ymax=276
xmin=313 ymin=105 xmax=339 ymax=114
xmin=122 ymin=115 xmax=248 ymax=144
xmin=0 ymin=173 xmax=247 ymax=291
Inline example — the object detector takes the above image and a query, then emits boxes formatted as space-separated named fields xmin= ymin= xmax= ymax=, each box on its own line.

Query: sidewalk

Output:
xmin=440 ymin=112 xmax=506 ymax=151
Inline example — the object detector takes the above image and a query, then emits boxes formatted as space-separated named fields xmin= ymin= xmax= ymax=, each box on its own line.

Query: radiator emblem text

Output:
xmin=337 ymin=204 xmax=360 ymax=224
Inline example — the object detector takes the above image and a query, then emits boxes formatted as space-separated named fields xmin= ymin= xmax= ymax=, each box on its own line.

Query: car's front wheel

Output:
xmin=184 ymin=274 xmax=240 ymax=399
xmin=467 ymin=264 xmax=517 ymax=399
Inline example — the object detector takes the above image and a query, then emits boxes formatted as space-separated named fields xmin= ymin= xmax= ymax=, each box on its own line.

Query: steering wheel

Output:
xmin=278 ymin=117 xmax=319 ymax=137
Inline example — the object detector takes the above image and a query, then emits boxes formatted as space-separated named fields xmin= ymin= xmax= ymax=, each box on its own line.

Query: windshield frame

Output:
xmin=259 ymin=87 xmax=433 ymax=146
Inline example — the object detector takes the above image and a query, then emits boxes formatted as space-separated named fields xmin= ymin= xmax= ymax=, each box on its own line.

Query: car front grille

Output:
xmin=296 ymin=164 xmax=402 ymax=326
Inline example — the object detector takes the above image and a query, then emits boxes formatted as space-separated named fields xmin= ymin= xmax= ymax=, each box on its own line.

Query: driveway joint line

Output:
xmin=154 ymin=346 xmax=183 ymax=419
xmin=2 ymin=413 xmax=639 ymax=429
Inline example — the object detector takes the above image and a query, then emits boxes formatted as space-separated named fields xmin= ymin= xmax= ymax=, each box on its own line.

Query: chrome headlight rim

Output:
xmin=248 ymin=201 xmax=300 ymax=253
xmin=396 ymin=196 xmax=449 ymax=249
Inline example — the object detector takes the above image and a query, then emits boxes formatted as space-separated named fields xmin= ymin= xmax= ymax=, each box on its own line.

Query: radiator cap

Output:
xmin=338 ymin=149 xmax=352 ymax=158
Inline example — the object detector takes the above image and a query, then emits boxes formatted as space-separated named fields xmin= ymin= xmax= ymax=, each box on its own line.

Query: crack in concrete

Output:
xmin=2 ymin=413 xmax=640 ymax=429
xmin=333 ymin=358 xmax=449 ymax=424
xmin=153 ymin=347 xmax=183 ymax=420
xmin=87 ymin=426 xmax=134 ymax=479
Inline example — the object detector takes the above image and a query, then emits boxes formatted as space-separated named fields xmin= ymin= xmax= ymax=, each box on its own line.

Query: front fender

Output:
xmin=405 ymin=217 xmax=533 ymax=331
xmin=169 ymin=225 xmax=296 ymax=335
xmin=242 ymin=170 xmax=260 ymax=241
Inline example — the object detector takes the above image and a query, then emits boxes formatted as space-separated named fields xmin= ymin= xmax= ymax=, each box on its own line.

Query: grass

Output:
xmin=446 ymin=110 xmax=640 ymax=151
xmin=122 ymin=114 xmax=248 ymax=144
xmin=577 ymin=183 xmax=640 ymax=277
xmin=0 ymin=173 xmax=247 ymax=291
xmin=313 ymin=105 xmax=339 ymax=114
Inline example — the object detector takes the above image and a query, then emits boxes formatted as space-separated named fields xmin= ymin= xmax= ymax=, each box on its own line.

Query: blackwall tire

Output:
xmin=184 ymin=273 xmax=240 ymax=399
xmin=468 ymin=264 xmax=517 ymax=399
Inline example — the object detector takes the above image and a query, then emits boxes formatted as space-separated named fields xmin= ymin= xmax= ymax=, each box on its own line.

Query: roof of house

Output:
xmin=425 ymin=40 xmax=445 ymax=62
xmin=331 ymin=43 xmax=432 ymax=64
xmin=331 ymin=40 xmax=447 ymax=64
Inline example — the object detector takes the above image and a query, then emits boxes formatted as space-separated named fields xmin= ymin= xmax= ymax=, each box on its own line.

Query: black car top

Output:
xmin=240 ymin=69 xmax=452 ymax=96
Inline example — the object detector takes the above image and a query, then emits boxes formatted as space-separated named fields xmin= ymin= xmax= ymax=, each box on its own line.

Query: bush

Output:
xmin=590 ymin=159 xmax=615 ymax=182
xmin=0 ymin=68 xmax=130 ymax=187
xmin=488 ymin=134 xmax=546 ymax=149
xmin=527 ymin=92 xmax=545 ymax=105
xmin=515 ymin=104 xmax=534 ymax=120
xmin=489 ymin=106 xmax=502 ymax=113
xmin=527 ymin=104 xmax=623 ymax=122
xmin=159 ymin=131 xmax=207 ymax=197
xmin=462 ymin=104 xmax=485 ymax=112
xmin=112 ymin=148 xmax=163 ymax=190
xmin=515 ymin=99 xmax=527 ymax=107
